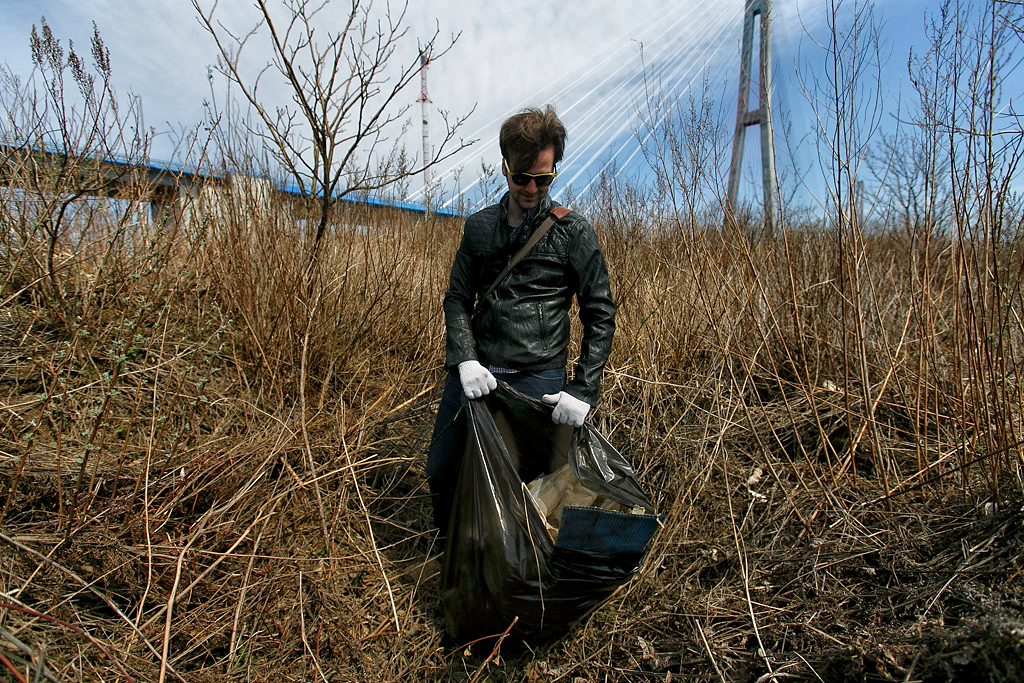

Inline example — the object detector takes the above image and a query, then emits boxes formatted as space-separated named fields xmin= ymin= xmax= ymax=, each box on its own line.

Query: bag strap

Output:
xmin=475 ymin=206 xmax=571 ymax=314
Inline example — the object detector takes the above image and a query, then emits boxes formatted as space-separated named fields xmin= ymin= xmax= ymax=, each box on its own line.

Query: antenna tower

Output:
xmin=726 ymin=0 xmax=777 ymax=232
xmin=418 ymin=51 xmax=431 ymax=194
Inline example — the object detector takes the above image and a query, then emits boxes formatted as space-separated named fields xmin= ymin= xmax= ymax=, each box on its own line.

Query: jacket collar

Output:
xmin=498 ymin=192 xmax=558 ymax=243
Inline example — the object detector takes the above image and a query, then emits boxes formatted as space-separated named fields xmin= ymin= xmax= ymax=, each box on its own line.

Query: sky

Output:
xmin=0 ymin=0 xmax=1002 ymax=211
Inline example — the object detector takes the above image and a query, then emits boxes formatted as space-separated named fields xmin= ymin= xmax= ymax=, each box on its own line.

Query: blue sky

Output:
xmin=0 ymin=0 xmax=1009 ymax=210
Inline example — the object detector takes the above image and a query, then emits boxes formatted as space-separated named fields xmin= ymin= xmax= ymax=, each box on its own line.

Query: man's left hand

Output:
xmin=541 ymin=392 xmax=591 ymax=427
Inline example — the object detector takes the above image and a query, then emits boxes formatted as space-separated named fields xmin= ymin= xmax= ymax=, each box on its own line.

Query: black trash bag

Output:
xmin=440 ymin=381 xmax=661 ymax=645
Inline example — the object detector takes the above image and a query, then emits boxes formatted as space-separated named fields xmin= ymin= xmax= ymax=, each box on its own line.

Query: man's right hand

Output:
xmin=458 ymin=360 xmax=497 ymax=399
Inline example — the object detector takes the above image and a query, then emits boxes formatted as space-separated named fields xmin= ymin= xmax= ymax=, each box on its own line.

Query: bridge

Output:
xmin=1 ymin=0 xmax=781 ymax=226
xmin=410 ymin=0 xmax=782 ymax=217
xmin=0 ymin=142 xmax=459 ymax=234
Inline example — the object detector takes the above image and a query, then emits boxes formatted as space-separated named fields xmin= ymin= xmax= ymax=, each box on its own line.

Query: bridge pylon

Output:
xmin=726 ymin=0 xmax=777 ymax=233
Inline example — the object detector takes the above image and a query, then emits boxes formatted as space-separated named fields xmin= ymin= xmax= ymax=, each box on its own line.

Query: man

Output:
xmin=426 ymin=105 xmax=616 ymax=537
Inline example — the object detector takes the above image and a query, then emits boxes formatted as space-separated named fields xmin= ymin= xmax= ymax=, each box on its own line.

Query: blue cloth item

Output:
xmin=555 ymin=505 xmax=663 ymax=555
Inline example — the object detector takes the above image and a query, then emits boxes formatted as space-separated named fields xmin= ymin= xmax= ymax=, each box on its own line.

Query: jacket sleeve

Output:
xmin=565 ymin=219 xmax=616 ymax=405
xmin=443 ymin=231 xmax=479 ymax=369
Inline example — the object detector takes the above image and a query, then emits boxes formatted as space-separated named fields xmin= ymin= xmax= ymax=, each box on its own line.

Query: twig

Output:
xmin=158 ymin=504 xmax=216 ymax=683
xmin=0 ymin=625 xmax=55 ymax=683
xmin=278 ymin=453 xmax=306 ymax=489
xmin=344 ymin=385 xmax=394 ymax=441
xmin=728 ymin=492 xmax=775 ymax=678
xmin=140 ymin=504 xmax=273 ymax=633
xmin=923 ymin=570 xmax=961 ymax=618
xmin=754 ymin=672 xmax=800 ymax=683
xmin=31 ymin=640 xmax=46 ymax=683
xmin=0 ymin=534 xmax=167 ymax=675
xmin=862 ymin=437 xmax=1024 ymax=506
xmin=14 ymin=538 xmax=63 ymax=602
xmin=794 ymin=652 xmax=825 ymax=682
xmin=297 ymin=572 xmax=329 ymax=683
xmin=801 ymin=622 xmax=845 ymax=647
xmin=340 ymin=415 xmax=400 ymax=632
xmin=694 ymin=619 xmax=728 ymax=683
xmin=228 ymin=502 xmax=276 ymax=672
xmin=0 ymin=603 xmax=132 ymax=682
xmin=721 ymin=385 xmax=775 ymax=677
xmin=133 ymin=384 xmax=158 ymax=642
xmin=298 ymin=300 xmax=332 ymax=554
xmin=468 ymin=617 xmax=518 ymax=683
xmin=0 ymin=649 xmax=28 ymax=683
xmin=903 ymin=649 xmax=923 ymax=683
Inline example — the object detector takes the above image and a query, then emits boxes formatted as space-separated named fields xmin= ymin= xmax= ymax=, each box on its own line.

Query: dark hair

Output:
xmin=499 ymin=105 xmax=567 ymax=170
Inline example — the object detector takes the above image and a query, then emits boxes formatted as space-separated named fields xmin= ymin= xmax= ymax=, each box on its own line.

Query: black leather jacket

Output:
xmin=443 ymin=193 xmax=616 ymax=405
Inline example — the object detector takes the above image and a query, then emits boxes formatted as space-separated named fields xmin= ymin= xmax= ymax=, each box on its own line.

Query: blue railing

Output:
xmin=2 ymin=143 xmax=459 ymax=216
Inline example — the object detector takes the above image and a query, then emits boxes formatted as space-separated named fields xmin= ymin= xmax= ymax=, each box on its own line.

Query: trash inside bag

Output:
xmin=440 ymin=382 xmax=662 ymax=645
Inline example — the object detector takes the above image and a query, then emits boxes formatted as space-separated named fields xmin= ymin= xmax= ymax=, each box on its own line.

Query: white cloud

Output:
xmin=0 ymin=0 xmax=958 ymax=207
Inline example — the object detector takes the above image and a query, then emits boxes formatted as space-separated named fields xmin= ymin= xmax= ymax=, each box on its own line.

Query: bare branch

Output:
xmin=194 ymin=0 xmax=472 ymax=259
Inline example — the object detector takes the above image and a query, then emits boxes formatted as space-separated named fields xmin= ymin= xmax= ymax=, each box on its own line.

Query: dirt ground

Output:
xmin=3 ymin=398 xmax=1024 ymax=682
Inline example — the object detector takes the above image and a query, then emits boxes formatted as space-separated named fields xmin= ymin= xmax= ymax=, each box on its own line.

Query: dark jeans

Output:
xmin=426 ymin=367 xmax=565 ymax=536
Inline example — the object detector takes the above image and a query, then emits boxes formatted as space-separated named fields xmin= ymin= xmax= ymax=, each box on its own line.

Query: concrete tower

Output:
xmin=726 ymin=0 xmax=778 ymax=232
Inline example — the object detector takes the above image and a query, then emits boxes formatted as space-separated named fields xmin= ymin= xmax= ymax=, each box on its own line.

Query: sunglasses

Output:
xmin=504 ymin=158 xmax=557 ymax=187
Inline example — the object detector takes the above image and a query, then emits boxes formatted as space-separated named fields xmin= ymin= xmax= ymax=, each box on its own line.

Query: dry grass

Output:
xmin=1 ymin=153 xmax=1023 ymax=682
xmin=4 ymin=6 xmax=1024 ymax=678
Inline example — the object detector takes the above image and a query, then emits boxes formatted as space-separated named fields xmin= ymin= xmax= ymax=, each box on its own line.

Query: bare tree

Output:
xmin=633 ymin=64 xmax=729 ymax=233
xmin=794 ymin=0 xmax=894 ymax=487
xmin=194 ymin=0 xmax=472 ymax=257
xmin=934 ymin=0 xmax=1024 ymax=494
xmin=867 ymin=129 xmax=951 ymax=236
xmin=797 ymin=0 xmax=888 ymax=230
xmin=1 ymin=18 xmax=149 ymax=328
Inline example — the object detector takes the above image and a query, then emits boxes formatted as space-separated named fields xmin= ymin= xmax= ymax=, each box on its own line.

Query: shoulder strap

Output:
xmin=475 ymin=206 xmax=571 ymax=314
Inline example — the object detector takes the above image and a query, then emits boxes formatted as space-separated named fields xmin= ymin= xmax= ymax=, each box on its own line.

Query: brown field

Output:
xmin=3 ymin=5 xmax=1024 ymax=680
xmin=2 ymin=169 xmax=1023 ymax=682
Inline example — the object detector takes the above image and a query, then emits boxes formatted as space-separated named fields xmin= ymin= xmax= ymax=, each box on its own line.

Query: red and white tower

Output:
xmin=418 ymin=51 xmax=431 ymax=193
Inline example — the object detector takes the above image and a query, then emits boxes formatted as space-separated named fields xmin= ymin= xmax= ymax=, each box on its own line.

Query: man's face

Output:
xmin=502 ymin=145 xmax=556 ymax=216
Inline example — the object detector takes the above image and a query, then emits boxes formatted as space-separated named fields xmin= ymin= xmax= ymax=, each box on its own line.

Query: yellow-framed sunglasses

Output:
xmin=503 ymin=158 xmax=558 ymax=187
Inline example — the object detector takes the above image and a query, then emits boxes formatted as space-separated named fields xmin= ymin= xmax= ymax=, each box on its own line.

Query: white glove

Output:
xmin=542 ymin=391 xmax=591 ymax=427
xmin=458 ymin=360 xmax=496 ymax=399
